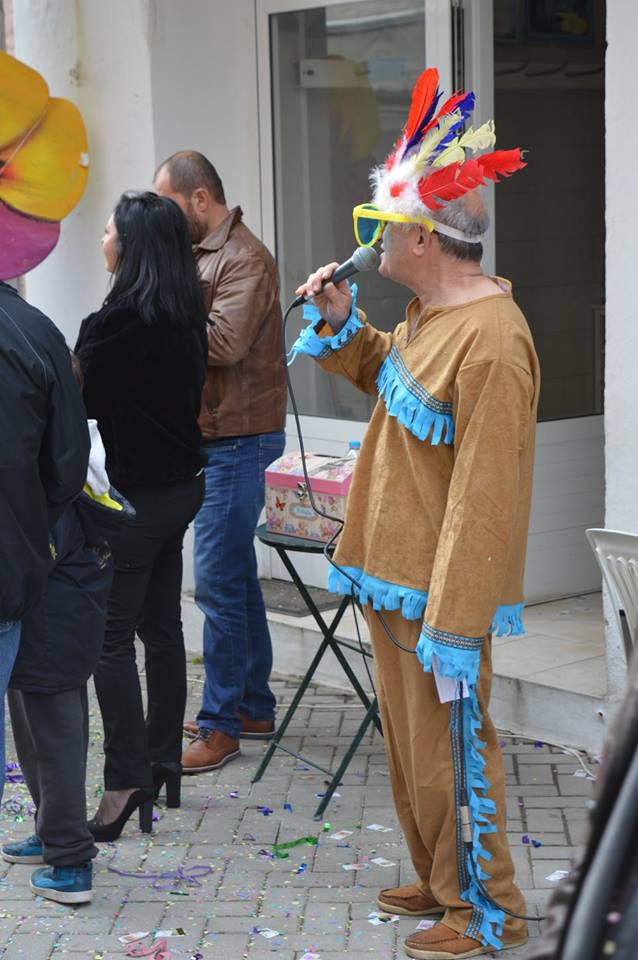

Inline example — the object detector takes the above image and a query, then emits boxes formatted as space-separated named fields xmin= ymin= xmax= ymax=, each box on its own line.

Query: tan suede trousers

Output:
xmin=366 ymin=607 xmax=527 ymax=944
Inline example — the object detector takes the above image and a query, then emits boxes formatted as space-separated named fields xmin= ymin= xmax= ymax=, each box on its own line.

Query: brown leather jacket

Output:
xmin=195 ymin=207 xmax=286 ymax=440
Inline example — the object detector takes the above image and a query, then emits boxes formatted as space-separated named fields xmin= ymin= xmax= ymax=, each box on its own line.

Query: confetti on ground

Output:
xmin=521 ymin=835 xmax=543 ymax=848
xmin=329 ymin=830 xmax=353 ymax=841
xmin=545 ymin=870 xmax=569 ymax=882
xmin=119 ymin=932 xmax=150 ymax=945
xmin=255 ymin=927 xmax=280 ymax=939
xmin=366 ymin=823 xmax=392 ymax=832
xmin=368 ymin=912 xmax=399 ymax=925
xmin=272 ymin=836 xmax=319 ymax=858
xmin=416 ymin=920 xmax=437 ymax=931
xmin=370 ymin=857 xmax=396 ymax=867
xmin=342 ymin=863 xmax=368 ymax=871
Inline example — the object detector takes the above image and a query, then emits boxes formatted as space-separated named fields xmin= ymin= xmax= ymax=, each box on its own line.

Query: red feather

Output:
xmin=477 ymin=148 xmax=526 ymax=181
xmin=420 ymin=90 xmax=467 ymax=137
xmin=404 ymin=68 xmax=439 ymax=144
xmin=418 ymin=159 xmax=486 ymax=211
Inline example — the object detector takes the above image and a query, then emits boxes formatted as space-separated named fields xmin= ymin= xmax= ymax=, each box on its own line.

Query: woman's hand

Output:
xmin=295 ymin=263 xmax=353 ymax=333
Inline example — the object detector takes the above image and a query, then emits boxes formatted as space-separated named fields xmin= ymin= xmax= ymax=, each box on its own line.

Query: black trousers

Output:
xmin=94 ymin=476 xmax=204 ymax=791
xmin=8 ymin=685 xmax=97 ymax=866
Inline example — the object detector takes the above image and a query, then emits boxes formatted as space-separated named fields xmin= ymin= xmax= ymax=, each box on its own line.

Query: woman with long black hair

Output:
xmin=75 ymin=192 xmax=207 ymax=840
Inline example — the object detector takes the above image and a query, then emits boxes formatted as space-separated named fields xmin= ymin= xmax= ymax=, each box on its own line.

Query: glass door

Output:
xmin=266 ymin=0 xmax=429 ymax=423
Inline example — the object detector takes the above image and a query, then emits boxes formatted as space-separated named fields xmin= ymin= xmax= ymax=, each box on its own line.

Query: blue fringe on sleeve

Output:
xmin=491 ymin=603 xmax=525 ymax=637
xmin=416 ymin=620 xmax=484 ymax=687
xmin=287 ymin=283 xmax=362 ymax=364
xmin=327 ymin=564 xmax=428 ymax=621
xmin=376 ymin=346 xmax=455 ymax=445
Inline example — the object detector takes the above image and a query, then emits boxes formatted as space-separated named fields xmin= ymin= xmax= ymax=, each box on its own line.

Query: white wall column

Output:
xmin=604 ymin=0 xmax=638 ymax=698
xmin=12 ymin=0 xmax=156 ymax=343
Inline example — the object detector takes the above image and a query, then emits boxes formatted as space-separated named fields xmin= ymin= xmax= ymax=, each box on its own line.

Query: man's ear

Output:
xmin=412 ymin=224 xmax=432 ymax=258
xmin=192 ymin=187 xmax=210 ymax=212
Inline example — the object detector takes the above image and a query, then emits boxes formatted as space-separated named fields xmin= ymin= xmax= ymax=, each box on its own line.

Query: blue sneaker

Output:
xmin=2 ymin=834 xmax=44 ymax=864
xmin=30 ymin=862 xmax=93 ymax=904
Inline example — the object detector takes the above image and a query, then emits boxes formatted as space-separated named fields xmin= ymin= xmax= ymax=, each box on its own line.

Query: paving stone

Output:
xmin=0 ymin=664 xmax=595 ymax=960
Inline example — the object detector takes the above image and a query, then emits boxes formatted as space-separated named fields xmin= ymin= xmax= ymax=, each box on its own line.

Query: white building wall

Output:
xmin=604 ymin=0 xmax=638 ymax=698
xmin=148 ymin=0 xmax=262 ymax=236
xmin=13 ymin=0 xmax=156 ymax=344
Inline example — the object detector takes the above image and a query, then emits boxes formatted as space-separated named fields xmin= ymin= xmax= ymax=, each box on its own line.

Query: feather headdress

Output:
xmin=371 ymin=67 xmax=525 ymax=239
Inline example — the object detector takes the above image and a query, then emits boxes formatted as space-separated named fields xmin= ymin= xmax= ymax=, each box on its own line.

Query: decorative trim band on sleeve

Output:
xmin=377 ymin=346 xmax=455 ymax=445
xmin=416 ymin=620 xmax=484 ymax=687
xmin=286 ymin=283 xmax=363 ymax=364
xmin=327 ymin=564 xmax=428 ymax=620
xmin=491 ymin=602 xmax=525 ymax=637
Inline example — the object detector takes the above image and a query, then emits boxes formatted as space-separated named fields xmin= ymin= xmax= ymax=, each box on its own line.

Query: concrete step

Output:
xmin=182 ymin=594 xmax=608 ymax=753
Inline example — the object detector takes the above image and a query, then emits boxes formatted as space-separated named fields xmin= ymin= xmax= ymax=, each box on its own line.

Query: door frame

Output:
xmin=254 ymin=0 xmax=604 ymax=598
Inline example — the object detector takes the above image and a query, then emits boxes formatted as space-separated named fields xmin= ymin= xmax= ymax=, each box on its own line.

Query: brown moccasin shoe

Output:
xmin=404 ymin=922 xmax=528 ymax=959
xmin=182 ymin=730 xmax=240 ymax=774
xmin=377 ymin=884 xmax=443 ymax=917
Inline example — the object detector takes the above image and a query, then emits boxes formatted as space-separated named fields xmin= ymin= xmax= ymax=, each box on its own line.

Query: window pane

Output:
xmin=494 ymin=0 xmax=605 ymax=421
xmin=270 ymin=2 xmax=425 ymax=421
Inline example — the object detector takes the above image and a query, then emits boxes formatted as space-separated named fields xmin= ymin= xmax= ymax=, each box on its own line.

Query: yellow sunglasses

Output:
xmin=353 ymin=203 xmax=435 ymax=247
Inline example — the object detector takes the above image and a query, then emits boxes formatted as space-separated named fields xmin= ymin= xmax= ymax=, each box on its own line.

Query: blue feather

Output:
xmin=402 ymin=88 xmax=443 ymax=157
xmin=430 ymin=91 xmax=476 ymax=159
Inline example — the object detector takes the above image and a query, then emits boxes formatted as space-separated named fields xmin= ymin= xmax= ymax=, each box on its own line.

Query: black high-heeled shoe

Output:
xmin=152 ymin=762 xmax=181 ymax=809
xmin=88 ymin=790 xmax=153 ymax=842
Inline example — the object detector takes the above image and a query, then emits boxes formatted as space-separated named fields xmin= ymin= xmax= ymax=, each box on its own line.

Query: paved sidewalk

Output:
xmin=0 ymin=661 xmax=596 ymax=960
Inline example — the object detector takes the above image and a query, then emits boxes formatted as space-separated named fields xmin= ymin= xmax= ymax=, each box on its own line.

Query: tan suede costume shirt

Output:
xmin=296 ymin=278 xmax=540 ymax=644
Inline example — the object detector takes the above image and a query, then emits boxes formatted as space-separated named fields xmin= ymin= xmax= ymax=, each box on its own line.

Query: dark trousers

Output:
xmin=94 ymin=476 xmax=204 ymax=791
xmin=8 ymin=685 xmax=97 ymax=866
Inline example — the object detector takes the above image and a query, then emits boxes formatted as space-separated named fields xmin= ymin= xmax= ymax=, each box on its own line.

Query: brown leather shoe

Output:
xmin=404 ymin=922 xmax=527 ymax=959
xmin=183 ymin=716 xmax=275 ymax=741
xmin=182 ymin=730 xmax=240 ymax=774
xmin=183 ymin=720 xmax=198 ymax=739
xmin=237 ymin=713 xmax=275 ymax=740
xmin=377 ymin=884 xmax=443 ymax=917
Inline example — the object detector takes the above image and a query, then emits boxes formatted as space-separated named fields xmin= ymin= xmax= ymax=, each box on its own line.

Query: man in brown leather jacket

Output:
xmin=155 ymin=152 xmax=286 ymax=773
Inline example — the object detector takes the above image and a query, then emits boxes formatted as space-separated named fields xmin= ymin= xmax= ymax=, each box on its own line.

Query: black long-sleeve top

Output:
xmin=75 ymin=303 xmax=207 ymax=488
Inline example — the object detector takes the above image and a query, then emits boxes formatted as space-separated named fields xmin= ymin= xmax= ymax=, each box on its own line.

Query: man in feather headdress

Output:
xmin=291 ymin=68 xmax=538 ymax=959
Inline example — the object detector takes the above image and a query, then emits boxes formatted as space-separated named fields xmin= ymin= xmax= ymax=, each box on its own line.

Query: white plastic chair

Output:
xmin=586 ymin=528 xmax=638 ymax=666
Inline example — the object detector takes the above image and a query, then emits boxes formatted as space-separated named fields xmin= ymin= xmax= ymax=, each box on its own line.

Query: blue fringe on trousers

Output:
xmin=364 ymin=607 xmax=528 ymax=949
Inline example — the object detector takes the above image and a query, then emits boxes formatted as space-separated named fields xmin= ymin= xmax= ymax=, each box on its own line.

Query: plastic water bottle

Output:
xmin=347 ymin=440 xmax=361 ymax=459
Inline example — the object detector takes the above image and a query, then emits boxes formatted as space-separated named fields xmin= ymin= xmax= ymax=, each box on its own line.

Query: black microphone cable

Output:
xmin=282 ymin=297 xmax=415 ymax=657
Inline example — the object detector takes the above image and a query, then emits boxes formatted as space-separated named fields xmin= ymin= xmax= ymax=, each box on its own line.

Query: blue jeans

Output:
xmin=0 ymin=620 xmax=21 ymax=802
xmin=194 ymin=431 xmax=285 ymax=738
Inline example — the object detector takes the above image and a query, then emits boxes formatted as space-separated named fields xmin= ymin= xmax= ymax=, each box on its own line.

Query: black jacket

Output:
xmin=9 ymin=503 xmax=114 ymax=693
xmin=0 ymin=282 xmax=89 ymax=622
xmin=75 ymin=304 xmax=207 ymax=488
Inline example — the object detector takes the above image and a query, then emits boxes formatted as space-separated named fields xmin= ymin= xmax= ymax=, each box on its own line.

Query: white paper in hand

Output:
xmin=432 ymin=654 xmax=469 ymax=703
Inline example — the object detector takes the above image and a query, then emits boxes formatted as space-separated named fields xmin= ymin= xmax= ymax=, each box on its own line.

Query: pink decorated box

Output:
xmin=265 ymin=452 xmax=355 ymax=543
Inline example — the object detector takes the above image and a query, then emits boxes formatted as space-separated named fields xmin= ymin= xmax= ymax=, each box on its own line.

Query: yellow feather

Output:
xmin=458 ymin=119 xmax=496 ymax=153
xmin=432 ymin=119 xmax=496 ymax=168
xmin=415 ymin=110 xmax=463 ymax=168
xmin=433 ymin=142 xmax=465 ymax=167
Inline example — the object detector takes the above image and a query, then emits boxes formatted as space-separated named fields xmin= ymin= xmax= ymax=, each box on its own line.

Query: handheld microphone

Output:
xmin=291 ymin=246 xmax=379 ymax=308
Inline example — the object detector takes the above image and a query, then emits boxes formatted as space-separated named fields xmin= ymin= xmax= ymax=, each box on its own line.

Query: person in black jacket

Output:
xmin=0 ymin=281 xmax=89 ymax=802
xmin=75 ymin=192 xmax=207 ymax=840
